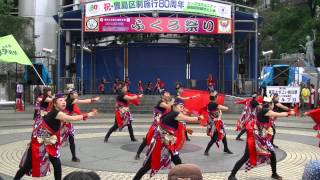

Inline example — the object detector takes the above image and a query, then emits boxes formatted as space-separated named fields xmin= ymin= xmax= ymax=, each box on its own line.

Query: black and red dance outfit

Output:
xmin=14 ymin=109 xmax=63 ymax=180
xmin=133 ymin=110 xmax=187 ymax=180
xmin=104 ymin=93 xmax=136 ymax=142
xmin=204 ymin=102 xmax=232 ymax=155
xmin=236 ymin=99 xmax=259 ymax=140
xmin=60 ymin=98 xmax=81 ymax=161
xmin=270 ymin=99 xmax=283 ymax=147
xmin=33 ymin=96 xmax=52 ymax=131
xmin=135 ymin=100 xmax=169 ymax=158
xmin=228 ymin=107 xmax=280 ymax=180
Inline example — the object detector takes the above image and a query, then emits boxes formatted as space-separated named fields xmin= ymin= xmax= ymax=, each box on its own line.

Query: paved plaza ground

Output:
xmin=0 ymin=108 xmax=319 ymax=180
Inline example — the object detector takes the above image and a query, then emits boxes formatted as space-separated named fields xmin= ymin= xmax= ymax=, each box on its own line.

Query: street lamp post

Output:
xmin=253 ymin=11 xmax=259 ymax=93
xmin=80 ymin=3 xmax=84 ymax=94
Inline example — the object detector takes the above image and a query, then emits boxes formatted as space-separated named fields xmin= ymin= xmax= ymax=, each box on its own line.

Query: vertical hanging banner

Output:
xmin=85 ymin=0 xmax=232 ymax=19
xmin=84 ymin=16 xmax=232 ymax=34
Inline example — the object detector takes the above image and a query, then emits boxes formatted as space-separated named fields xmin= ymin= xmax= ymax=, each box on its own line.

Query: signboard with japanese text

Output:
xmin=85 ymin=0 xmax=231 ymax=19
xmin=266 ymin=86 xmax=300 ymax=103
xmin=84 ymin=16 xmax=232 ymax=34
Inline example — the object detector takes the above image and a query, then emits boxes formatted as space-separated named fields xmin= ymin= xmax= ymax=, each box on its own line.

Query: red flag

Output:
xmin=256 ymin=95 xmax=263 ymax=104
xmin=127 ymin=93 xmax=140 ymax=105
xmin=181 ymin=89 xmax=210 ymax=126
xmin=234 ymin=98 xmax=251 ymax=105
xmin=73 ymin=104 xmax=82 ymax=115
xmin=216 ymin=94 xmax=225 ymax=105
xmin=306 ymin=108 xmax=320 ymax=125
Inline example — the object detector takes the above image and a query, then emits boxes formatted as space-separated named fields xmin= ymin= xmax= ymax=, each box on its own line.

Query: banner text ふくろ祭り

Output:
xmin=85 ymin=16 xmax=232 ymax=34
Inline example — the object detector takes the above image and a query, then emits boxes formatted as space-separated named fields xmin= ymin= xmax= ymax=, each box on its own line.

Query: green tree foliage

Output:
xmin=260 ymin=4 xmax=320 ymax=58
xmin=0 ymin=15 xmax=35 ymax=57
xmin=0 ymin=0 xmax=14 ymax=15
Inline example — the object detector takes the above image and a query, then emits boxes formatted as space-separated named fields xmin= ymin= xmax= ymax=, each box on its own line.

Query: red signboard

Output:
xmin=84 ymin=16 xmax=232 ymax=34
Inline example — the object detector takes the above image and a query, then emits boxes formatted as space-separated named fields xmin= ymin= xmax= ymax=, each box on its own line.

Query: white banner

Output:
xmin=266 ymin=86 xmax=300 ymax=103
xmin=85 ymin=0 xmax=231 ymax=19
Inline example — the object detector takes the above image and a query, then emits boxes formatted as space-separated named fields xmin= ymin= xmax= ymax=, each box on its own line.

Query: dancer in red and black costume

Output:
xmin=134 ymin=90 xmax=172 ymax=160
xmin=104 ymin=85 xmax=142 ymax=142
xmin=228 ymin=96 xmax=295 ymax=180
xmin=271 ymin=93 xmax=290 ymax=148
xmin=33 ymin=87 xmax=53 ymax=130
xmin=14 ymin=93 xmax=97 ymax=180
xmin=204 ymin=91 xmax=233 ymax=156
xmin=235 ymin=93 xmax=261 ymax=141
xmin=133 ymin=99 xmax=203 ymax=180
xmin=175 ymin=87 xmax=199 ymax=141
xmin=304 ymin=108 xmax=320 ymax=147
xmin=61 ymin=89 xmax=100 ymax=162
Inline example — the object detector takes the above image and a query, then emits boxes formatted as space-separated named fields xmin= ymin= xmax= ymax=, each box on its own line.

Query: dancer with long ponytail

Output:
xmin=133 ymin=99 xmax=203 ymax=180
xmin=61 ymin=89 xmax=100 ymax=162
xmin=134 ymin=90 xmax=172 ymax=160
xmin=104 ymin=84 xmax=142 ymax=142
xmin=33 ymin=87 xmax=53 ymax=130
xmin=228 ymin=96 xmax=295 ymax=180
xmin=204 ymin=91 xmax=233 ymax=156
xmin=14 ymin=93 xmax=97 ymax=180
xmin=235 ymin=93 xmax=261 ymax=141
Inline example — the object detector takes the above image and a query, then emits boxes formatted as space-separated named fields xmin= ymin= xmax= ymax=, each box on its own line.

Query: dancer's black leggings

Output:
xmin=69 ymin=135 xmax=77 ymax=158
xmin=14 ymin=147 xmax=62 ymax=180
xmin=230 ymin=145 xmax=277 ymax=176
xmin=136 ymin=138 xmax=147 ymax=156
xmin=204 ymin=131 xmax=229 ymax=152
xmin=133 ymin=152 xmax=182 ymax=180
xmin=236 ymin=129 xmax=247 ymax=139
xmin=271 ymin=124 xmax=276 ymax=145
xmin=105 ymin=120 xmax=135 ymax=140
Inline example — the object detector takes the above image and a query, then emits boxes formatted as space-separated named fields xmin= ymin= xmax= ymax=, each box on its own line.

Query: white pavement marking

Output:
xmin=0 ymin=132 xmax=319 ymax=180
xmin=0 ymin=125 xmax=316 ymax=137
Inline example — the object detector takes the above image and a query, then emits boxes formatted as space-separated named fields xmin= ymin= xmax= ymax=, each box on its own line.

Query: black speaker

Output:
xmin=239 ymin=64 xmax=245 ymax=74
xmin=27 ymin=64 xmax=42 ymax=85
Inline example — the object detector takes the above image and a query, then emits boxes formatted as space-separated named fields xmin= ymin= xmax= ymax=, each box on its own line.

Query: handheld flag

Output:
xmin=127 ymin=93 xmax=140 ymax=105
xmin=181 ymin=89 xmax=210 ymax=126
xmin=0 ymin=35 xmax=32 ymax=65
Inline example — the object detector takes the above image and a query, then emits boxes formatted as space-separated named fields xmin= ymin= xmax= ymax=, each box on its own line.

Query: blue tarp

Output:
xmin=24 ymin=63 xmax=52 ymax=85
xmin=259 ymin=65 xmax=298 ymax=87
xmin=259 ymin=66 xmax=273 ymax=87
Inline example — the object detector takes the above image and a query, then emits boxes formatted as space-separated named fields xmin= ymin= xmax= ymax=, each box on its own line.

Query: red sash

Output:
xmin=115 ymin=110 xmax=123 ymax=128
xmin=246 ymin=121 xmax=257 ymax=166
xmin=32 ymin=121 xmax=60 ymax=177
xmin=146 ymin=124 xmax=156 ymax=145
xmin=151 ymin=136 xmax=162 ymax=171
xmin=214 ymin=120 xmax=224 ymax=140
xmin=174 ymin=123 xmax=186 ymax=151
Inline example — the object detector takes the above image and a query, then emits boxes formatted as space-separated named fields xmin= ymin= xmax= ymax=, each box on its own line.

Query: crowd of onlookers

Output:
xmin=97 ymin=74 xmax=216 ymax=95
xmin=300 ymin=83 xmax=318 ymax=110
xmin=98 ymin=77 xmax=166 ymax=95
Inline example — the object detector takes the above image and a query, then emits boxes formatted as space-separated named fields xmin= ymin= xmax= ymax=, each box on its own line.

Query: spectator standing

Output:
xmin=301 ymin=84 xmax=311 ymax=113
xmin=98 ymin=80 xmax=105 ymax=94
xmin=33 ymin=85 xmax=41 ymax=104
xmin=207 ymin=73 xmax=215 ymax=92
xmin=145 ymin=81 xmax=153 ymax=95
xmin=154 ymin=78 xmax=164 ymax=95
xmin=125 ymin=76 xmax=131 ymax=92
xmin=310 ymin=84 xmax=316 ymax=109
xmin=175 ymin=81 xmax=182 ymax=94
xmin=137 ymin=80 xmax=143 ymax=94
